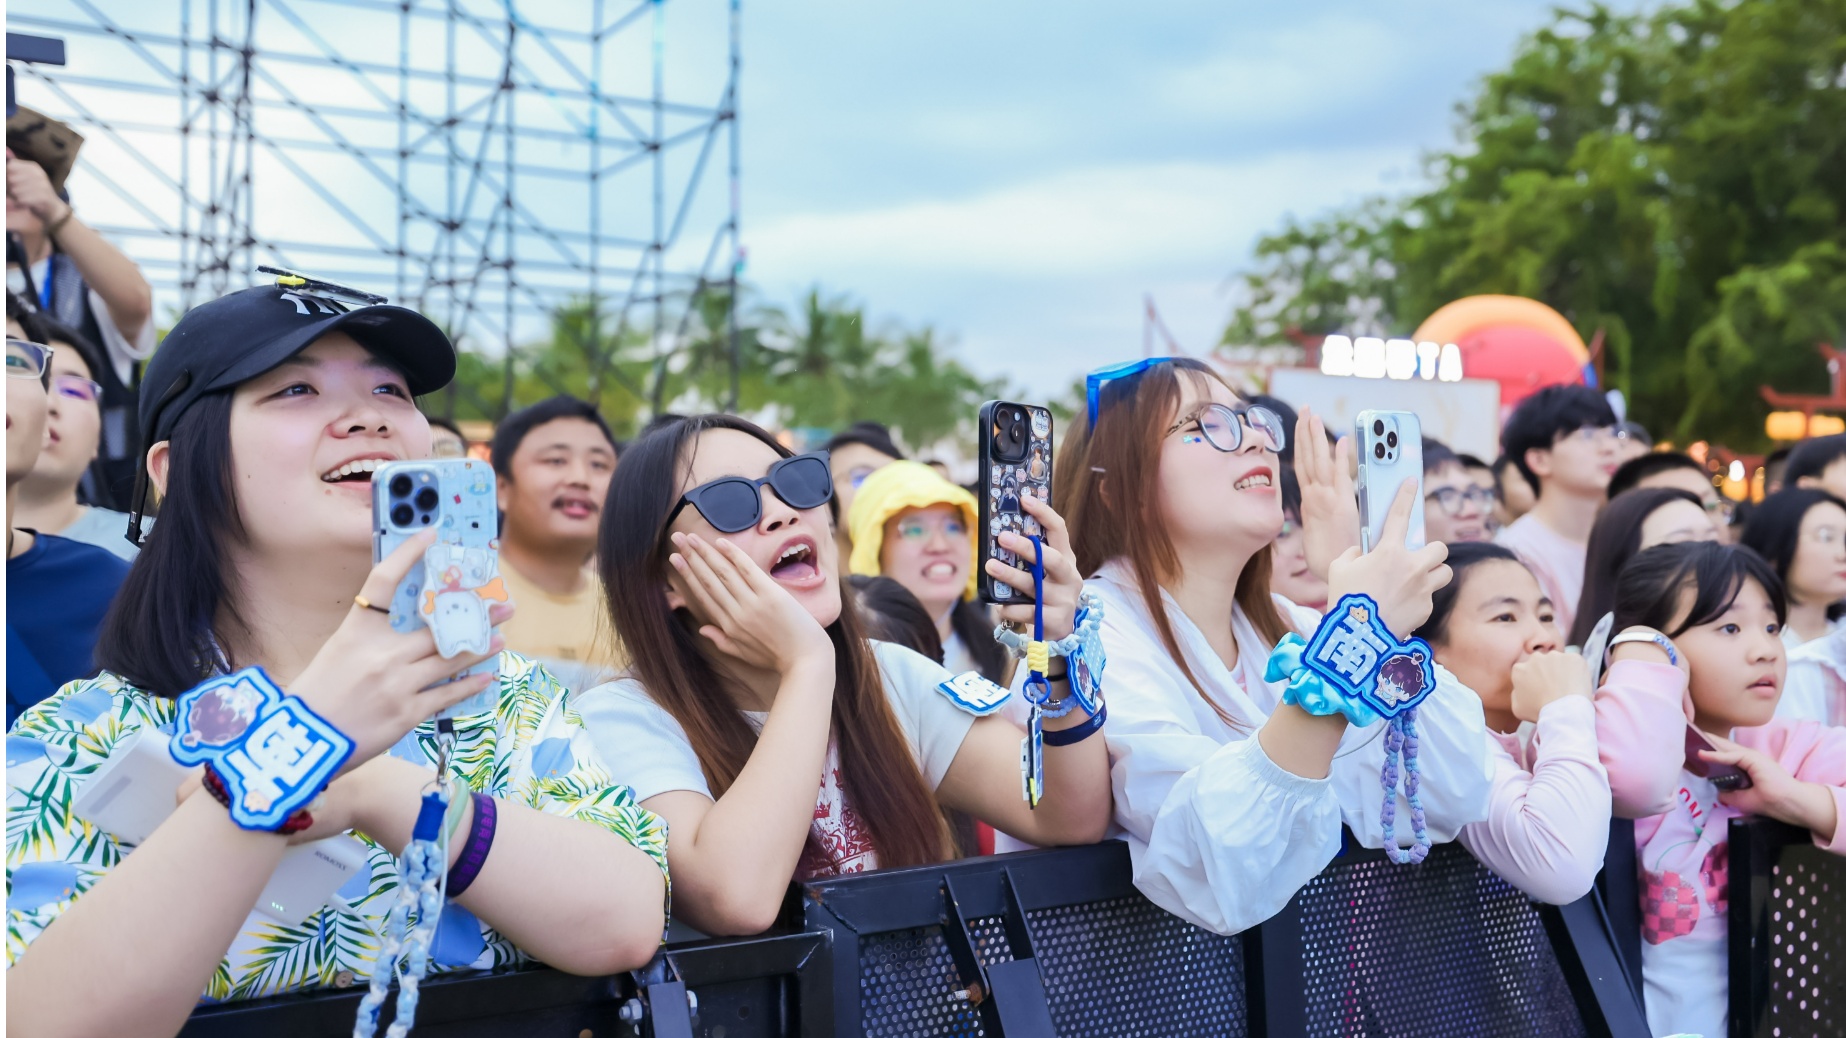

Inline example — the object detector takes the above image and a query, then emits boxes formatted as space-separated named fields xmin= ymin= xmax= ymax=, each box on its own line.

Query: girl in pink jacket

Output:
xmin=1600 ymin=541 xmax=1846 ymax=1038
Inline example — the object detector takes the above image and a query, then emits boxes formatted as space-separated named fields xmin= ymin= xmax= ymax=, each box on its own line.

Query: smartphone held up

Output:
xmin=977 ymin=400 xmax=1053 ymax=604
xmin=1356 ymin=410 xmax=1427 ymax=552
xmin=372 ymin=458 xmax=506 ymax=718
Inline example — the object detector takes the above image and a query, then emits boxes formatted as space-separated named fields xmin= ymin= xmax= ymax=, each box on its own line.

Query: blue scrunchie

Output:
xmin=1264 ymin=633 xmax=1384 ymax=728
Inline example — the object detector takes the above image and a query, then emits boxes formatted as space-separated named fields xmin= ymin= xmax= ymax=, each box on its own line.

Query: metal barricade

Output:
xmin=177 ymin=931 xmax=830 ymax=1038
xmin=1729 ymin=817 xmax=1846 ymax=1038
xmin=800 ymin=842 xmax=1250 ymax=1038
xmin=1253 ymin=834 xmax=1648 ymax=1038
xmin=175 ymin=837 xmax=1653 ymax=1036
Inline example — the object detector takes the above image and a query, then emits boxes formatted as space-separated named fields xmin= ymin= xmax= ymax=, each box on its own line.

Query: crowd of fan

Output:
xmin=5 ymin=138 xmax=1845 ymax=1038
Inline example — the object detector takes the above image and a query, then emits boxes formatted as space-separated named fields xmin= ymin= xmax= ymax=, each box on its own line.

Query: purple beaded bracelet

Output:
xmin=446 ymin=793 xmax=497 ymax=897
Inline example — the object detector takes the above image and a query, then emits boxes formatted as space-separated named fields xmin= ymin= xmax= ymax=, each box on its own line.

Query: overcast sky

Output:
xmin=738 ymin=1 xmax=1646 ymax=389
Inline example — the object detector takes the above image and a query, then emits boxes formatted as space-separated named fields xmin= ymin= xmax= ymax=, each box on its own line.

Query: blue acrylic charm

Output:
xmin=1300 ymin=594 xmax=1437 ymax=720
xmin=936 ymin=671 xmax=1012 ymax=716
xmin=170 ymin=667 xmax=354 ymax=831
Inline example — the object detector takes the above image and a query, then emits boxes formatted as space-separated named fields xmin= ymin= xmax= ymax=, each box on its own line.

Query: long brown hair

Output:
xmin=598 ymin=414 xmax=950 ymax=870
xmin=1054 ymin=360 xmax=1293 ymax=726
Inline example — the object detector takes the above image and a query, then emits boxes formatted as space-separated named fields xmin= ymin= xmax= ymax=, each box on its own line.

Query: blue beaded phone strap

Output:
xmin=1264 ymin=594 xmax=1437 ymax=864
xmin=353 ymin=722 xmax=458 ymax=1038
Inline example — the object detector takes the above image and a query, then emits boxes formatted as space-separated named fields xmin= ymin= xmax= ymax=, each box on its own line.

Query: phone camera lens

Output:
xmin=1386 ymin=432 xmax=1398 ymax=448
xmin=1373 ymin=420 xmax=1385 ymax=436
xmin=1374 ymin=443 xmax=1386 ymax=460
xmin=390 ymin=504 xmax=414 ymax=527
xmin=390 ymin=474 xmax=413 ymax=498
xmin=415 ymin=487 xmax=439 ymax=511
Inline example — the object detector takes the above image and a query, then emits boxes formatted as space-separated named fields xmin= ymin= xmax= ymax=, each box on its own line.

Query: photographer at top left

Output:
xmin=7 ymin=107 xmax=155 ymax=511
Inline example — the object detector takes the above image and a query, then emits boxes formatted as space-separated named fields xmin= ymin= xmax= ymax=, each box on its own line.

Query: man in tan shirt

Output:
xmin=492 ymin=396 xmax=625 ymax=691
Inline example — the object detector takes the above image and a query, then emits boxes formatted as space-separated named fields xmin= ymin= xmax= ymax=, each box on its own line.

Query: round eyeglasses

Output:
xmin=1167 ymin=403 xmax=1287 ymax=455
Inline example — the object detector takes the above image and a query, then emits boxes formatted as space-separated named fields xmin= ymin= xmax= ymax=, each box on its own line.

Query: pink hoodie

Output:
xmin=1597 ymin=657 xmax=1846 ymax=1038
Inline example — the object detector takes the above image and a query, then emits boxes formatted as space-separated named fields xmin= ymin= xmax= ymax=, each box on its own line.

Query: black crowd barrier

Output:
xmin=180 ymin=831 xmax=1683 ymax=1038
xmin=1728 ymin=817 xmax=1846 ymax=1038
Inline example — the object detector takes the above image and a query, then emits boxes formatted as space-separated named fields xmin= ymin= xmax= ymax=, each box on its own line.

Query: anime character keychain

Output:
xmin=1266 ymin=594 xmax=1438 ymax=863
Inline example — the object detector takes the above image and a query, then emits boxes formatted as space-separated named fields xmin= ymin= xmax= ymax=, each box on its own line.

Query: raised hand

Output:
xmin=287 ymin=530 xmax=509 ymax=767
xmin=669 ymin=531 xmax=837 ymax=678
xmin=1700 ymin=734 xmax=1839 ymax=842
xmin=1324 ymin=481 xmax=1451 ymax=637
xmin=1509 ymin=650 xmax=1593 ymax=723
xmin=1293 ymin=408 xmax=1362 ymax=581
xmin=985 ymin=495 xmax=1083 ymax=641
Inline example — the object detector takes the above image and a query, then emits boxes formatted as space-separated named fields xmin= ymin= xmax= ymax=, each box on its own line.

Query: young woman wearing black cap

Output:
xmin=5 ymin=284 xmax=669 ymax=1037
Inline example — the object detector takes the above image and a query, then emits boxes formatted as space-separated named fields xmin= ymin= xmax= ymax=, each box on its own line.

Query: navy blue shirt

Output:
xmin=7 ymin=531 xmax=130 ymax=727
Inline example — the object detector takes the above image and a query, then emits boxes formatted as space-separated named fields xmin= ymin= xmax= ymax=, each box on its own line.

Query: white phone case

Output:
xmin=1355 ymin=410 xmax=1427 ymax=552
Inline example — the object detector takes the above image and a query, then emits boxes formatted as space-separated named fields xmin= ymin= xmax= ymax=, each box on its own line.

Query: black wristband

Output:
xmin=1041 ymin=701 xmax=1106 ymax=747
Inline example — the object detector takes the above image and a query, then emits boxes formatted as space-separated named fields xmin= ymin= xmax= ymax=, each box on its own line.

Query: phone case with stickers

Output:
xmin=372 ymin=459 xmax=503 ymax=718
xmin=420 ymin=543 xmax=510 ymax=658
xmin=978 ymin=400 xmax=1054 ymax=604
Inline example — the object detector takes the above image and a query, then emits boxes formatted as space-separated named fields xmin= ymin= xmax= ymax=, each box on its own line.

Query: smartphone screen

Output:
xmin=1683 ymin=725 xmax=1753 ymax=790
xmin=1355 ymin=410 xmax=1426 ymax=552
xmin=977 ymin=400 xmax=1053 ymax=604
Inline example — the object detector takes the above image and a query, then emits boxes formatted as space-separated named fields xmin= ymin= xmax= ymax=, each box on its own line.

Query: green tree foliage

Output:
xmin=1223 ymin=0 xmax=1846 ymax=447
xmin=441 ymin=285 xmax=1003 ymax=454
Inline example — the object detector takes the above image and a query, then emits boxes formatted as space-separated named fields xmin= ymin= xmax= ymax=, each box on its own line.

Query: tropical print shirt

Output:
xmin=5 ymin=652 xmax=669 ymax=1003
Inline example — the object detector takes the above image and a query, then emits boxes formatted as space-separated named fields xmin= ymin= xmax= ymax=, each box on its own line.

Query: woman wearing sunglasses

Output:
xmin=12 ymin=317 xmax=145 ymax=559
xmin=1062 ymin=358 xmax=1489 ymax=936
xmin=579 ymin=415 xmax=1112 ymax=936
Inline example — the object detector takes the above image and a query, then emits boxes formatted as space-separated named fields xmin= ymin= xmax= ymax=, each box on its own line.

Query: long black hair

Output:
xmin=1569 ymin=487 xmax=1707 ymax=646
xmin=1740 ymin=488 xmax=1846 ymax=615
xmin=848 ymin=575 xmax=943 ymax=664
xmin=94 ymin=392 xmax=242 ymax=696
xmin=1612 ymin=541 xmax=1787 ymax=638
xmin=1413 ymin=541 xmax=1524 ymax=646
xmin=598 ymin=413 xmax=951 ymax=871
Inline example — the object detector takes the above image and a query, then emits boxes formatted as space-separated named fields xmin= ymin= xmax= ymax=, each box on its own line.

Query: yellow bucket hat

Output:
xmin=847 ymin=460 xmax=981 ymax=601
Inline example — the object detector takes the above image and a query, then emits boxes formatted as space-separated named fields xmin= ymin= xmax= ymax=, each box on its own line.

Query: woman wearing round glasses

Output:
xmin=1061 ymin=357 xmax=1489 ymax=936
xmin=576 ymin=415 xmax=1112 ymax=936
xmin=12 ymin=318 xmax=144 ymax=559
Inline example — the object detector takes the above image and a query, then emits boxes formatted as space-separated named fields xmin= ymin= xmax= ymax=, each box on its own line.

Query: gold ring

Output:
xmin=353 ymin=595 xmax=391 ymax=615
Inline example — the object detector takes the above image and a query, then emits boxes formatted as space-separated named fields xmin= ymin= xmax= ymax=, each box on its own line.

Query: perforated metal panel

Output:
xmin=853 ymin=899 xmax=1247 ymax=1037
xmin=1294 ymin=842 xmax=1586 ymax=1038
xmin=859 ymin=925 xmax=986 ymax=1037
xmin=1757 ymin=849 xmax=1844 ymax=1038
xmin=1031 ymin=895 xmax=1248 ymax=1037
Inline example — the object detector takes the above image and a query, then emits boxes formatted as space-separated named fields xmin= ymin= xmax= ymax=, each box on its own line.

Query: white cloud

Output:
xmin=751 ymin=144 xmax=1413 ymax=281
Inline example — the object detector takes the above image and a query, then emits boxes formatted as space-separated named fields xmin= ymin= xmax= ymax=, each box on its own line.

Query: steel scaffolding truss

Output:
xmin=8 ymin=0 xmax=741 ymax=415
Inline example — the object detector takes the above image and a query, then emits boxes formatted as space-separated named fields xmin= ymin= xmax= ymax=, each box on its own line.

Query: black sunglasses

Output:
xmin=666 ymin=451 xmax=834 ymax=534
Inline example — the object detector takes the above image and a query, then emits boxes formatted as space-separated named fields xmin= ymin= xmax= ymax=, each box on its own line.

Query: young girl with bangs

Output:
xmin=1598 ymin=541 xmax=1846 ymax=1038
xmin=574 ymin=415 xmax=1112 ymax=936
xmin=1055 ymin=358 xmax=1491 ymax=936
xmin=1413 ymin=542 xmax=1684 ymax=904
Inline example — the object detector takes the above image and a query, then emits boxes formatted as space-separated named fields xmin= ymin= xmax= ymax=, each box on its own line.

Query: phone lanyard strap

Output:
xmin=1264 ymin=594 xmax=1436 ymax=864
xmin=354 ymin=721 xmax=458 ymax=1038
xmin=1379 ymin=710 xmax=1430 ymax=864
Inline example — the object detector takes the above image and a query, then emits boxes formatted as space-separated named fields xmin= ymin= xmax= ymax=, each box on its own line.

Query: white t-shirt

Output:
xmin=29 ymin=256 xmax=156 ymax=385
xmin=572 ymin=640 xmax=979 ymax=877
xmin=942 ymin=629 xmax=977 ymax=676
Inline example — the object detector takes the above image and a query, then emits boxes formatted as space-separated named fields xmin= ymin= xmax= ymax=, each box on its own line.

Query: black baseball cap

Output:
xmin=139 ymin=283 xmax=456 ymax=447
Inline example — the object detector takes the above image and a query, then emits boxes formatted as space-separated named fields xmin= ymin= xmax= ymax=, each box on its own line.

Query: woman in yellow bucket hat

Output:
xmin=847 ymin=461 xmax=1008 ymax=683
